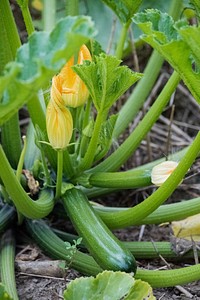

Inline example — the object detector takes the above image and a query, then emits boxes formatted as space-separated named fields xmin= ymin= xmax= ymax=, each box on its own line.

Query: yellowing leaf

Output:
xmin=32 ymin=0 xmax=43 ymax=11
xmin=171 ymin=213 xmax=200 ymax=241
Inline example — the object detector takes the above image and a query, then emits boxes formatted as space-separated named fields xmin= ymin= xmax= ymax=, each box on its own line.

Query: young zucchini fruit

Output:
xmin=62 ymin=188 xmax=137 ymax=273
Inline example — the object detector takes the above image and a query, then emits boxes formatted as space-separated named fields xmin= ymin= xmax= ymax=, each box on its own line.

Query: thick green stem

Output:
xmin=113 ymin=0 xmax=183 ymax=138
xmin=96 ymin=196 xmax=200 ymax=225
xmin=97 ymin=131 xmax=200 ymax=229
xmin=0 ymin=0 xmax=22 ymax=169
xmin=63 ymin=150 xmax=75 ymax=178
xmin=136 ymin=264 xmax=200 ymax=288
xmin=53 ymin=227 xmax=200 ymax=260
xmin=138 ymin=196 xmax=200 ymax=225
xmin=17 ymin=1 xmax=35 ymax=35
xmin=0 ymin=145 xmax=54 ymax=219
xmin=1 ymin=116 xmax=22 ymax=169
xmin=0 ymin=205 xmax=16 ymax=234
xmin=16 ymin=136 xmax=27 ymax=181
xmin=0 ymin=229 xmax=19 ymax=300
xmin=86 ymin=169 xmax=151 ymax=189
xmin=82 ymin=147 xmax=189 ymax=198
xmin=66 ymin=0 xmax=79 ymax=16
xmin=0 ymin=0 xmax=21 ymax=69
xmin=115 ymin=22 xmax=130 ymax=59
xmin=43 ymin=0 xmax=56 ymax=31
xmin=79 ymin=109 xmax=108 ymax=171
xmin=55 ymin=150 xmax=63 ymax=200
xmin=89 ymin=71 xmax=180 ymax=173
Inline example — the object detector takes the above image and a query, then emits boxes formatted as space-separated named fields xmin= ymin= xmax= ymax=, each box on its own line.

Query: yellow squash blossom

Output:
xmin=59 ymin=44 xmax=92 ymax=107
xmin=46 ymin=99 xmax=73 ymax=150
xmin=50 ymin=75 xmax=65 ymax=108
xmin=46 ymin=74 xmax=73 ymax=149
xmin=151 ymin=161 xmax=179 ymax=186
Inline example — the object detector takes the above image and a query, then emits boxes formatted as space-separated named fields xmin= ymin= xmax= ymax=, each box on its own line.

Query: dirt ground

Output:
xmin=6 ymin=2 xmax=200 ymax=299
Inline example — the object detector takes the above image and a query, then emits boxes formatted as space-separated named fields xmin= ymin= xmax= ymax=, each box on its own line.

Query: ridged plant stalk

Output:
xmin=136 ymin=265 xmax=200 ymax=288
xmin=66 ymin=0 xmax=79 ymax=16
xmin=55 ymin=150 xmax=63 ymax=200
xmin=113 ymin=0 xmax=183 ymax=138
xmin=0 ymin=229 xmax=19 ymax=300
xmin=96 ymin=131 xmax=200 ymax=229
xmin=0 ymin=0 xmax=22 ymax=168
xmin=0 ymin=145 xmax=54 ymax=219
xmin=115 ymin=22 xmax=130 ymax=59
xmin=79 ymin=109 xmax=108 ymax=171
xmin=26 ymin=218 xmax=200 ymax=288
xmin=97 ymin=196 xmax=200 ymax=226
xmin=53 ymin=227 xmax=200 ymax=261
xmin=16 ymin=0 xmax=35 ymax=35
xmin=89 ymin=71 xmax=180 ymax=173
xmin=43 ymin=0 xmax=56 ymax=31
xmin=77 ymin=169 xmax=151 ymax=189
xmin=0 ymin=205 xmax=16 ymax=233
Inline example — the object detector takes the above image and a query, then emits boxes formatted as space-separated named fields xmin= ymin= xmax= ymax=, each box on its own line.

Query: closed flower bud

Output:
xmin=46 ymin=100 xmax=73 ymax=150
xmin=50 ymin=75 xmax=65 ymax=108
xmin=59 ymin=44 xmax=92 ymax=107
xmin=151 ymin=161 xmax=179 ymax=186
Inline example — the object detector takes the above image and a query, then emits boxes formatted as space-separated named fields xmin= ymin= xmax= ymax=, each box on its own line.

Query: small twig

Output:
xmin=191 ymin=237 xmax=199 ymax=265
xmin=158 ymin=293 xmax=166 ymax=300
xmin=138 ymin=225 xmax=146 ymax=241
xmin=165 ymin=104 xmax=175 ymax=159
xmin=16 ymin=260 xmax=66 ymax=278
xmin=106 ymin=16 xmax=117 ymax=55
xmin=175 ymin=285 xmax=193 ymax=299
xmin=129 ymin=27 xmax=140 ymax=72
xmin=18 ymin=272 xmax=67 ymax=281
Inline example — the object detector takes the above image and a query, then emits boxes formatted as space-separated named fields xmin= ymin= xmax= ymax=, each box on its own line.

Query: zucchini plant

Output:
xmin=0 ymin=0 xmax=200 ymax=299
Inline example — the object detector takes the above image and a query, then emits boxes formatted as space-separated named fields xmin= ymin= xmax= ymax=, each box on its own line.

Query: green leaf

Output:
xmin=101 ymin=0 xmax=142 ymax=24
xmin=73 ymin=53 xmax=142 ymax=111
xmin=177 ymin=25 xmax=200 ymax=67
xmin=133 ymin=9 xmax=200 ymax=103
xmin=94 ymin=114 xmax=118 ymax=162
xmin=0 ymin=283 xmax=13 ymax=300
xmin=124 ymin=279 xmax=155 ymax=300
xmin=63 ymin=270 xmax=135 ymax=300
xmin=0 ymin=15 xmax=96 ymax=125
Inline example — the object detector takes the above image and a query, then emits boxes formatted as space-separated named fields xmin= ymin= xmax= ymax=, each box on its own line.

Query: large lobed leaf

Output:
xmin=133 ymin=9 xmax=200 ymax=103
xmin=73 ymin=53 xmax=142 ymax=112
xmin=0 ymin=16 xmax=96 ymax=125
xmin=101 ymin=0 xmax=142 ymax=24
xmin=63 ymin=270 xmax=155 ymax=300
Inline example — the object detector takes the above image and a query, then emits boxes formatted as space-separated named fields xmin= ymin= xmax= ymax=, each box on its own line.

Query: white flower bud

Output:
xmin=151 ymin=161 xmax=179 ymax=186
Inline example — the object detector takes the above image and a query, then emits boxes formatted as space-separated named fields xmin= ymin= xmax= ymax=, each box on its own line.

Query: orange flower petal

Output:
xmin=59 ymin=44 xmax=92 ymax=107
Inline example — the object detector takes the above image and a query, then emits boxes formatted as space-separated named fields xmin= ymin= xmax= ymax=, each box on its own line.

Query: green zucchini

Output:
xmin=25 ymin=219 xmax=101 ymax=276
xmin=0 ymin=204 xmax=16 ymax=233
xmin=62 ymin=188 xmax=137 ymax=273
xmin=0 ymin=229 xmax=19 ymax=300
xmin=88 ymin=169 xmax=151 ymax=189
